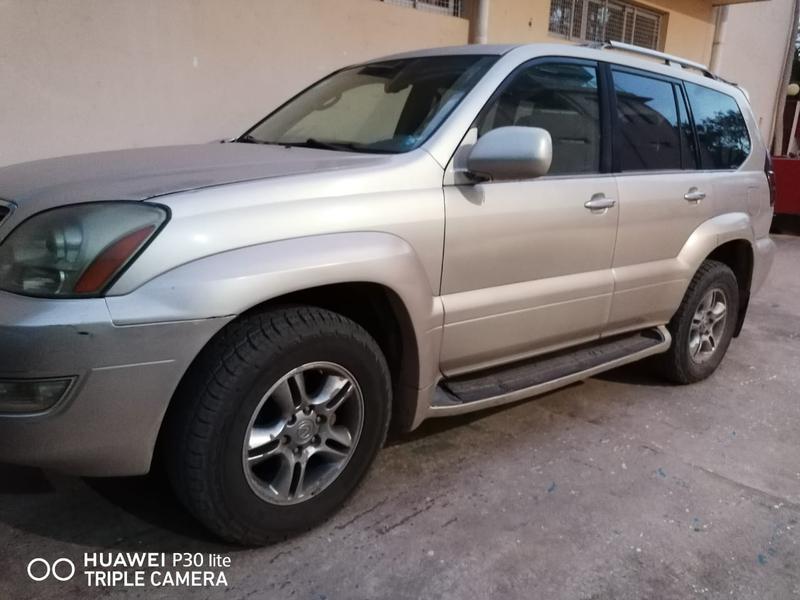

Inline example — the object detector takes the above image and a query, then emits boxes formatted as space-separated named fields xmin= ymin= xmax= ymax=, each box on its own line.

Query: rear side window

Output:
xmin=613 ymin=70 xmax=682 ymax=171
xmin=685 ymin=83 xmax=750 ymax=170
xmin=476 ymin=61 xmax=602 ymax=176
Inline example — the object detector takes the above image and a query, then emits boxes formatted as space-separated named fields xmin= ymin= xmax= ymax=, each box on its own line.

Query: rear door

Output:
xmin=605 ymin=67 xmax=714 ymax=334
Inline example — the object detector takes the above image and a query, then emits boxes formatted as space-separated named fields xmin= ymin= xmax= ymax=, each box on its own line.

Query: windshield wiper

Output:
xmin=235 ymin=134 xmax=285 ymax=146
xmin=235 ymin=134 xmax=261 ymax=144
xmin=283 ymin=138 xmax=363 ymax=152
xmin=239 ymin=136 xmax=391 ymax=153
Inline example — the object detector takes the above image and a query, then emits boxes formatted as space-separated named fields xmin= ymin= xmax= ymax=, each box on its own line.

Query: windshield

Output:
xmin=241 ymin=55 xmax=498 ymax=154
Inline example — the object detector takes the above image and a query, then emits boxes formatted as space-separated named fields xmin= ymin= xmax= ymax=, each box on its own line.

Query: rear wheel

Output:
xmin=165 ymin=306 xmax=391 ymax=545
xmin=656 ymin=260 xmax=739 ymax=384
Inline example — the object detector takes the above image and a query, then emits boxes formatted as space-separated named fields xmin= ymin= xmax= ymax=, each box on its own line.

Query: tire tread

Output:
xmin=656 ymin=259 xmax=738 ymax=384
xmin=165 ymin=305 xmax=391 ymax=545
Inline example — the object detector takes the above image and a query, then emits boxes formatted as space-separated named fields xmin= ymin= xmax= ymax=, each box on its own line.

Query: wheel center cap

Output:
xmin=295 ymin=418 xmax=316 ymax=443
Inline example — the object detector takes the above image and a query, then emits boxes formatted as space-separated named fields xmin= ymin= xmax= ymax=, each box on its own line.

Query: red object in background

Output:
xmin=779 ymin=99 xmax=800 ymax=155
xmin=772 ymin=157 xmax=800 ymax=216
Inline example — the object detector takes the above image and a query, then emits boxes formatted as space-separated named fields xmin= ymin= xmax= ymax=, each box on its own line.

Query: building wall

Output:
xmin=3 ymin=0 xmax=780 ymax=168
xmin=650 ymin=0 xmax=716 ymax=65
xmin=483 ymin=0 xmax=716 ymax=64
xmin=480 ymin=0 xmax=791 ymax=145
xmin=712 ymin=0 xmax=798 ymax=144
xmin=0 ymin=0 xmax=468 ymax=167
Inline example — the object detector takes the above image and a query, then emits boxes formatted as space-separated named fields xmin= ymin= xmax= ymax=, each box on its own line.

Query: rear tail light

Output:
xmin=765 ymin=153 xmax=776 ymax=207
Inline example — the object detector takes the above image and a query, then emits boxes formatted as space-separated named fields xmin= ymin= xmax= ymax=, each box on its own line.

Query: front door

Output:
xmin=439 ymin=58 xmax=619 ymax=375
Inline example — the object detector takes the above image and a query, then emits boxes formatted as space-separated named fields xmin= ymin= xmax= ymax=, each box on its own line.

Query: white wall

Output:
xmin=713 ymin=0 xmax=798 ymax=144
xmin=0 ymin=0 xmax=468 ymax=167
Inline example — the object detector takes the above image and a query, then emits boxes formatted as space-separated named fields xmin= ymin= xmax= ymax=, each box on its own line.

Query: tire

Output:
xmin=165 ymin=306 xmax=391 ymax=546
xmin=656 ymin=260 xmax=739 ymax=384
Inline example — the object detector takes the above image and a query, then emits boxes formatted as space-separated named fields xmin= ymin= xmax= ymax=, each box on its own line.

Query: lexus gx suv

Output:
xmin=0 ymin=42 xmax=775 ymax=545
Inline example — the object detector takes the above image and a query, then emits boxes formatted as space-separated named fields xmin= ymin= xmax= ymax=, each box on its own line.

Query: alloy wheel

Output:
xmin=242 ymin=362 xmax=364 ymax=505
xmin=688 ymin=287 xmax=728 ymax=364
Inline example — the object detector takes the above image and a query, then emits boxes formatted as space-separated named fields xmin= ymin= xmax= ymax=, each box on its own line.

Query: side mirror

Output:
xmin=466 ymin=126 xmax=552 ymax=181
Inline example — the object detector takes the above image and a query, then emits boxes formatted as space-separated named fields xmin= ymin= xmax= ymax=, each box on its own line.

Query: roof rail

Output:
xmin=589 ymin=40 xmax=719 ymax=80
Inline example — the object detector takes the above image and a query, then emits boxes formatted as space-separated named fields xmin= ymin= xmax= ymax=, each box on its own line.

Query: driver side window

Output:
xmin=476 ymin=61 xmax=602 ymax=176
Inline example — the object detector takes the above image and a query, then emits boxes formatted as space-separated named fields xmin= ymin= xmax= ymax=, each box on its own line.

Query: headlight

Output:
xmin=0 ymin=202 xmax=168 ymax=298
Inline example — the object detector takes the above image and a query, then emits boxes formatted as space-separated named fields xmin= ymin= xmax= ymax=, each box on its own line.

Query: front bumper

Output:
xmin=0 ymin=291 xmax=231 ymax=476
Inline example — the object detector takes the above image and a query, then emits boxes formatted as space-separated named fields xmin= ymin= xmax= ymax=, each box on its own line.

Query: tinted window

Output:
xmin=613 ymin=71 xmax=682 ymax=171
xmin=476 ymin=61 xmax=601 ymax=175
xmin=685 ymin=83 xmax=750 ymax=169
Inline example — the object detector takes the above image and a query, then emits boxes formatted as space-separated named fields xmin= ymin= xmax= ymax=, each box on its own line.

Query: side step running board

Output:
xmin=430 ymin=326 xmax=671 ymax=417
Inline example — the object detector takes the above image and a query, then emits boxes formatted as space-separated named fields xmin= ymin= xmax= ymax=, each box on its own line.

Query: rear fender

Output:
xmin=677 ymin=212 xmax=755 ymax=334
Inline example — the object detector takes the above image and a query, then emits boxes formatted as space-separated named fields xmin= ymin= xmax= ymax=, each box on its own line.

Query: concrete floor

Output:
xmin=1 ymin=236 xmax=799 ymax=600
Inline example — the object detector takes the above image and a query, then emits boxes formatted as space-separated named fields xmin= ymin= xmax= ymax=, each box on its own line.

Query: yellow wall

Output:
xmin=485 ymin=0 xmax=716 ymax=64
xmin=486 ymin=0 xmax=553 ymax=43
xmin=0 ymin=0 xmax=469 ymax=167
xmin=644 ymin=0 xmax=715 ymax=64
xmin=0 ymin=0 xmax=732 ymax=167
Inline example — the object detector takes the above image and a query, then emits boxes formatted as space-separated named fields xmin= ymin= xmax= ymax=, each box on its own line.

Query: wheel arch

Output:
xmin=240 ymin=281 xmax=422 ymax=433
xmin=679 ymin=212 xmax=756 ymax=337
xmin=131 ymin=232 xmax=442 ymax=471
xmin=705 ymin=239 xmax=754 ymax=337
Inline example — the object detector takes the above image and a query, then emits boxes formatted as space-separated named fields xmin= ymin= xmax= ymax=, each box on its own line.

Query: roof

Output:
xmin=367 ymin=42 xmax=745 ymax=99
xmin=373 ymin=44 xmax=520 ymax=61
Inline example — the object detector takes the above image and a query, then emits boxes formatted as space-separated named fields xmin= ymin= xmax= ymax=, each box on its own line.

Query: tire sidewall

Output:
xmin=673 ymin=265 xmax=739 ymax=381
xmin=212 ymin=328 xmax=390 ymax=537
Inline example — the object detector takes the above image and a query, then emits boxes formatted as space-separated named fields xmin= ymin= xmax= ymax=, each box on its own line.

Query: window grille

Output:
xmin=549 ymin=0 xmax=662 ymax=50
xmin=381 ymin=0 xmax=463 ymax=18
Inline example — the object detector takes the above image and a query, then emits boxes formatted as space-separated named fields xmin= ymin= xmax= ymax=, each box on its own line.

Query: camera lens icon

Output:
xmin=27 ymin=558 xmax=76 ymax=582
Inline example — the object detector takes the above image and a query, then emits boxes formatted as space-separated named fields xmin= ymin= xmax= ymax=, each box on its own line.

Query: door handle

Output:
xmin=584 ymin=195 xmax=616 ymax=212
xmin=684 ymin=188 xmax=706 ymax=203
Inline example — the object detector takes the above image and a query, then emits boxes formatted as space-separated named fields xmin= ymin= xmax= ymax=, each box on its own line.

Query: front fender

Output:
xmin=105 ymin=231 xmax=444 ymax=388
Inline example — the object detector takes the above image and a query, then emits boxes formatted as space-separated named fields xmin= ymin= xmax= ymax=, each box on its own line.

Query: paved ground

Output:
xmin=1 ymin=236 xmax=799 ymax=600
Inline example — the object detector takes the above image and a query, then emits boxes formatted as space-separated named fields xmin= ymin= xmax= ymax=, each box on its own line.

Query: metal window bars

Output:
xmin=381 ymin=0 xmax=463 ymax=18
xmin=549 ymin=0 xmax=662 ymax=51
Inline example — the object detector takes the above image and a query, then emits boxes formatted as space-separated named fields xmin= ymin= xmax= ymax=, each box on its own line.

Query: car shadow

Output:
xmin=0 ymin=363 xmax=669 ymax=549
xmin=385 ymin=382 xmax=581 ymax=447
xmin=0 ymin=393 xmax=561 ymax=550
xmin=593 ymin=360 xmax=676 ymax=387
xmin=0 ymin=464 xmax=238 ymax=551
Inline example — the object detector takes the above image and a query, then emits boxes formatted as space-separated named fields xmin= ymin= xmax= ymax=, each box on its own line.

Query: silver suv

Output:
xmin=0 ymin=42 xmax=775 ymax=544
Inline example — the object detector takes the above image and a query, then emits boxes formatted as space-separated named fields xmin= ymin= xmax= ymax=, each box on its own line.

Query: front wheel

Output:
xmin=656 ymin=260 xmax=739 ymax=384
xmin=165 ymin=306 xmax=391 ymax=546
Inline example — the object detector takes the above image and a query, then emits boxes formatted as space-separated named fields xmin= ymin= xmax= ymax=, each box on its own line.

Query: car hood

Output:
xmin=0 ymin=143 xmax=388 ymax=209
